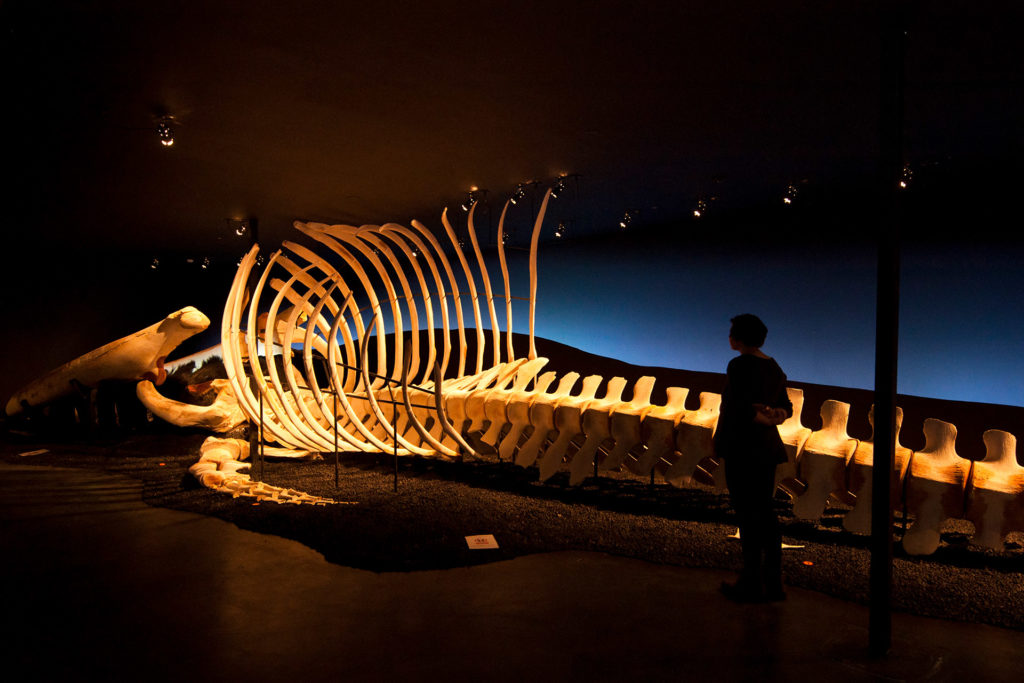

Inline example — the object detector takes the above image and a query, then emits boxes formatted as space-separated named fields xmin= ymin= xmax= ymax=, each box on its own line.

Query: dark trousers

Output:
xmin=723 ymin=456 xmax=782 ymax=590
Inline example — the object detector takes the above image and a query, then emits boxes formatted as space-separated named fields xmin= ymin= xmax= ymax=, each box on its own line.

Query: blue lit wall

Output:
xmin=486 ymin=238 xmax=1023 ymax=408
xmin=4 ymin=234 xmax=1021 ymax=410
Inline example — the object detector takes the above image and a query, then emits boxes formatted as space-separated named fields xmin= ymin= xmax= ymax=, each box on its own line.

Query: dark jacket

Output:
xmin=713 ymin=354 xmax=792 ymax=465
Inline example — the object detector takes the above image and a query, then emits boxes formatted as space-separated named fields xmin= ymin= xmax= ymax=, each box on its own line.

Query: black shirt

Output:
xmin=713 ymin=354 xmax=792 ymax=464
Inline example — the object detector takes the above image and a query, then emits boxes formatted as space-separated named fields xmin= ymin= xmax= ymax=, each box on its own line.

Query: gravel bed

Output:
xmin=3 ymin=430 xmax=1022 ymax=632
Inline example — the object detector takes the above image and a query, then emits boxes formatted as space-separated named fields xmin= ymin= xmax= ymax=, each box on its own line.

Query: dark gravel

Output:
xmin=2 ymin=429 xmax=1022 ymax=632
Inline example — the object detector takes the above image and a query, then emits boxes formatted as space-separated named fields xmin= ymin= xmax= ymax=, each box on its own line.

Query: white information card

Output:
xmin=465 ymin=534 xmax=499 ymax=549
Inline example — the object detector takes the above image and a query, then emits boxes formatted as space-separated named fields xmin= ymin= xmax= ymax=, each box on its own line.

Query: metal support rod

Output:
xmin=386 ymin=380 xmax=399 ymax=492
xmin=870 ymin=2 xmax=906 ymax=659
xmin=334 ymin=384 xmax=339 ymax=489
xmin=258 ymin=385 xmax=264 ymax=482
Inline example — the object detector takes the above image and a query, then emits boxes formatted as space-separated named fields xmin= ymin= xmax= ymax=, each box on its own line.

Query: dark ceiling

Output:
xmin=4 ymin=0 xmax=1023 ymax=258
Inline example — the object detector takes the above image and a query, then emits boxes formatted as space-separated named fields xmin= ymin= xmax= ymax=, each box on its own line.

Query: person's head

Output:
xmin=729 ymin=314 xmax=768 ymax=349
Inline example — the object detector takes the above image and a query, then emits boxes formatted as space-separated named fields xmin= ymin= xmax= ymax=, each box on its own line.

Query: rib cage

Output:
xmin=220 ymin=195 xmax=1024 ymax=556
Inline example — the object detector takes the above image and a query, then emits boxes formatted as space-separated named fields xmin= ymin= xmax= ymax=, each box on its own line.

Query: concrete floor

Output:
xmin=2 ymin=462 xmax=1022 ymax=682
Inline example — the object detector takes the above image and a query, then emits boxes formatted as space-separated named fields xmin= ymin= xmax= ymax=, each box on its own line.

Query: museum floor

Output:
xmin=2 ymin=462 xmax=1022 ymax=682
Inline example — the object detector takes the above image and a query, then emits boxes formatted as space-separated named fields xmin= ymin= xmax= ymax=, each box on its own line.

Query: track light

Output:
xmin=619 ymin=210 xmax=636 ymax=229
xmin=150 ymin=258 xmax=160 ymax=270
xmin=551 ymin=175 xmax=568 ymax=198
xmin=201 ymin=257 xmax=210 ymax=270
xmin=899 ymin=164 xmax=913 ymax=189
xmin=501 ymin=231 xmax=510 ymax=245
xmin=510 ymin=183 xmax=527 ymax=205
xmin=461 ymin=188 xmax=488 ymax=212
xmin=554 ymin=221 xmax=567 ymax=238
xmin=228 ymin=218 xmax=250 ymax=237
xmin=783 ymin=183 xmax=798 ymax=205
xmin=156 ymin=116 xmax=175 ymax=147
xmin=693 ymin=198 xmax=708 ymax=218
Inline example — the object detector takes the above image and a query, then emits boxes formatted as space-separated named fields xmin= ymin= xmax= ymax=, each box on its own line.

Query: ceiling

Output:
xmin=4 ymin=0 xmax=1023 ymax=259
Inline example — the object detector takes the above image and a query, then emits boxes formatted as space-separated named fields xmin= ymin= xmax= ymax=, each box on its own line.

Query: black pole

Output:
xmin=258 ymin=385 xmax=265 ymax=482
xmin=870 ymin=3 xmax=906 ymax=658
xmin=248 ymin=375 xmax=259 ymax=480
xmin=391 ymin=383 xmax=399 ymax=493
xmin=334 ymin=385 xmax=339 ymax=489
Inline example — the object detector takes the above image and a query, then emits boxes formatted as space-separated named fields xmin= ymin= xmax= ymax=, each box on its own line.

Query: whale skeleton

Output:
xmin=7 ymin=188 xmax=1014 ymax=553
xmin=210 ymin=191 xmax=1024 ymax=555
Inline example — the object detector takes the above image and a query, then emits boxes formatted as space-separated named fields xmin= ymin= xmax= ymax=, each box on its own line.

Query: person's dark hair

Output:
xmin=730 ymin=314 xmax=768 ymax=348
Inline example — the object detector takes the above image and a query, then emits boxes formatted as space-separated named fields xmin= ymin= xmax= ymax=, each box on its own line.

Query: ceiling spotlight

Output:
xmin=554 ymin=221 xmax=567 ymax=238
xmin=201 ymin=257 xmax=210 ymax=270
xmin=619 ymin=210 xmax=636 ymax=229
xmin=510 ymin=183 xmax=527 ymax=205
xmin=501 ymin=231 xmax=510 ymax=245
xmin=229 ymin=218 xmax=250 ymax=237
xmin=783 ymin=183 xmax=798 ymax=205
xmin=899 ymin=164 xmax=913 ymax=189
xmin=551 ymin=175 xmax=568 ymax=198
xmin=150 ymin=258 xmax=160 ymax=270
xmin=461 ymin=188 xmax=487 ymax=211
xmin=457 ymin=237 xmax=467 ymax=249
xmin=156 ymin=116 xmax=175 ymax=147
xmin=693 ymin=198 xmax=708 ymax=218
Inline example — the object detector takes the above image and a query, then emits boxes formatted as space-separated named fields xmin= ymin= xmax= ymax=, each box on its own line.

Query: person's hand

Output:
xmin=753 ymin=404 xmax=787 ymax=426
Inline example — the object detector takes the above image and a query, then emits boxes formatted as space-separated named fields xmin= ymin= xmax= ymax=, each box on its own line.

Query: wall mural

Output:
xmin=5 ymin=191 xmax=1022 ymax=555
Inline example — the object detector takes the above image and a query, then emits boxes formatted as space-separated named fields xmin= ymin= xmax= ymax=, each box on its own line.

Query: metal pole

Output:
xmin=390 ymin=383 xmax=399 ymax=492
xmin=870 ymin=2 xmax=906 ymax=658
xmin=258 ymin=386 xmax=264 ymax=482
xmin=334 ymin=384 xmax=339 ymax=489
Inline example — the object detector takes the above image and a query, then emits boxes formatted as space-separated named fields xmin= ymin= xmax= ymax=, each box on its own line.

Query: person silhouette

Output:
xmin=714 ymin=314 xmax=792 ymax=603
